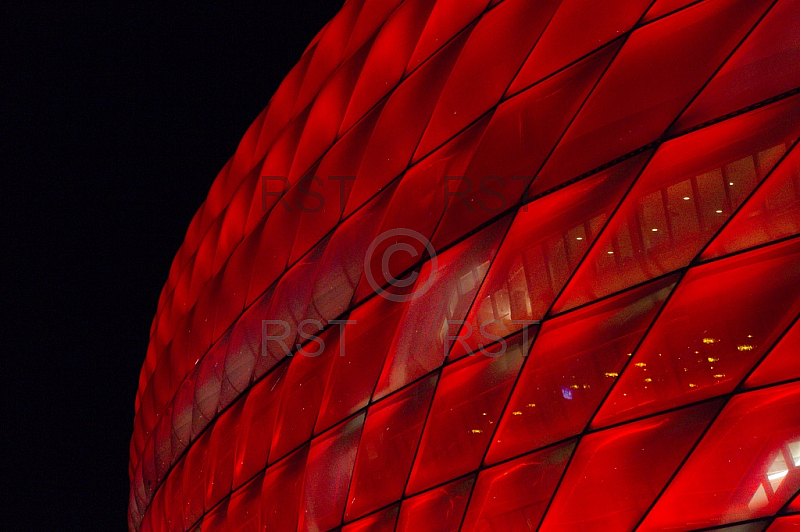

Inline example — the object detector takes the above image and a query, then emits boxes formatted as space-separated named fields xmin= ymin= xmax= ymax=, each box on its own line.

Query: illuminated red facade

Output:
xmin=129 ymin=0 xmax=800 ymax=530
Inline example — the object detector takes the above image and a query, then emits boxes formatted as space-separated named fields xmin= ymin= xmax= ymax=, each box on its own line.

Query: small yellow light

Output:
xmin=702 ymin=338 xmax=716 ymax=344
xmin=652 ymin=228 xmax=658 ymax=232
xmin=512 ymin=411 xmax=522 ymax=416
xmin=713 ymin=374 xmax=725 ymax=378
xmin=683 ymin=196 xmax=691 ymax=200
xmin=644 ymin=378 xmax=652 ymax=383
xmin=604 ymin=372 xmax=619 ymax=378
xmin=526 ymin=403 xmax=536 ymax=408
xmin=689 ymin=383 xmax=698 ymax=388
xmin=576 ymin=237 xmax=583 ymax=240
xmin=607 ymin=250 xmax=614 ymax=254
xmin=716 ymin=209 xmax=723 ymax=214
xmin=707 ymin=357 xmax=719 ymax=363
xmin=737 ymin=345 xmax=754 ymax=351
xmin=635 ymin=362 xmax=647 ymax=368
xmin=471 ymin=429 xmax=483 ymax=434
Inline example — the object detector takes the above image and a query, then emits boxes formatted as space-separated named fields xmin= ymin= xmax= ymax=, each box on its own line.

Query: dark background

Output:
xmin=2 ymin=1 xmax=342 ymax=528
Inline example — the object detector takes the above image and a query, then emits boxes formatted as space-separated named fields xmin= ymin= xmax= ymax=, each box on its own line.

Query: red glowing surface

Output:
xmin=129 ymin=0 xmax=800 ymax=530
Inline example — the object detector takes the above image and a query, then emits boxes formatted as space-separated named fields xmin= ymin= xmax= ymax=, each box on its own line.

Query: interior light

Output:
xmin=789 ymin=440 xmax=800 ymax=467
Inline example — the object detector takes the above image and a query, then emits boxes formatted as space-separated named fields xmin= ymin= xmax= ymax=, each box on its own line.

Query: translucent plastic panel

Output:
xmin=181 ymin=430 xmax=210 ymax=528
xmin=261 ymin=446 xmax=308 ymax=532
xmin=140 ymin=435 xmax=156 ymax=505
xmin=232 ymin=364 xmax=286 ymax=489
xmin=462 ymin=441 xmax=574 ymax=531
xmin=343 ymin=506 xmax=399 ymax=532
xmin=259 ymin=239 xmax=328 ymax=364
xmin=293 ymin=0 xmax=364 ymax=115
xmin=145 ymin=487 xmax=166 ymax=532
xmin=170 ymin=367 xmax=197 ymax=459
xmin=299 ymin=413 xmax=365 ymax=532
xmin=201 ymin=502 xmax=227 ymax=531
xmin=534 ymin=0 xmax=773 ymax=192
xmin=191 ymin=339 xmax=224 ymax=437
xmin=414 ymin=0 xmax=561 ymax=159
xmin=715 ymin=521 xmax=771 ymax=532
xmin=254 ymin=43 xmax=314 ymax=159
xmin=555 ymin=96 xmax=800 ymax=312
xmin=316 ymin=294 xmax=408 ymax=435
xmin=161 ymin=460 xmax=184 ymax=532
xmin=374 ymin=217 xmax=509 ymax=399
xmin=303 ymin=185 xmax=394 ymax=330
xmin=344 ymin=30 xmax=470 ymax=218
xmin=269 ymin=327 xmax=340 ymax=462
xmin=746 ymin=318 xmax=800 ymax=389
xmin=345 ymin=375 xmax=438 ymax=521
xmin=540 ymin=400 xmax=722 ymax=531
xmin=406 ymin=343 xmax=524 ymax=494
xmin=343 ymin=0 xmax=404 ymax=60
xmin=212 ymin=168 xmax=258 ymax=277
xmin=642 ymin=0 xmax=704 ymax=22
xmin=486 ymin=276 xmax=676 ymax=465
xmin=788 ymin=491 xmax=800 ymax=512
xmin=397 ymin=476 xmax=475 ymax=532
xmin=225 ymin=473 xmax=262 ymax=532
xmin=674 ymin=0 xmax=800 ymax=131
xmin=287 ymin=41 xmax=370 ymax=184
xmin=228 ymin=287 xmax=276 ymax=386
xmin=431 ymin=42 xmax=623 ymax=251
xmin=214 ymin=216 xmax=259 ymax=329
xmin=213 ymin=227 xmax=258 ymax=345
xmin=340 ymin=0 xmax=436 ymax=133
xmin=245 ymin=206 xmax=302 ymax=306
xmin=594 ymin=238 xmax=800 ymax=427
xmin=405 ymin=0 xmax=488 ymax=72
xmin=250 ymin=108 xmax=311 ymax=229
xmin=153 ymin=405 xmax=173 ymax=483
xmin=204 ymin=399 xmax=242 ymax=509
xmin=640 ymin=381 xmax=800 ymax=530
xmin=220 ymin=311 xmax=260 ymax=406
xmin=703 ymin=143 xmax=800 ymax=260
xmin=457 ymin=154 xmax=648 ymax=354
xmin=355 ymin=118 xmax=488 ymax=302
xmin=507 ymin=0 xmax=651 ymax=94
xmin=767 ymin=516 xmax=800 ymax=532
xmin=188 ymin=217 xmax=222 ymax=307
xmin=288 ymin=103 xmax=383 ymax=265
xmin=188 ymin=293 xmax=221 ymax=383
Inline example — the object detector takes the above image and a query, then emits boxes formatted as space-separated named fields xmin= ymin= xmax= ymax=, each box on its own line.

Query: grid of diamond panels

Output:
xmin=129 ymin=0 xmax=800 ymax=530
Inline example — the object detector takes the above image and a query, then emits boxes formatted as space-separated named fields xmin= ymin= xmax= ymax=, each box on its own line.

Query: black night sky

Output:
xmin=3 ymin=1 xmax=342 ymax=528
